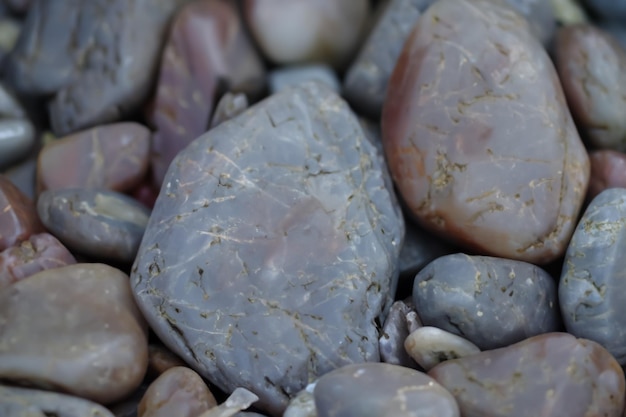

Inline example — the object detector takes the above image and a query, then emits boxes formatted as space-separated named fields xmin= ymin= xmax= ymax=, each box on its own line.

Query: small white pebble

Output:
xmin=404 ymin=326 xmax=481 ymax=371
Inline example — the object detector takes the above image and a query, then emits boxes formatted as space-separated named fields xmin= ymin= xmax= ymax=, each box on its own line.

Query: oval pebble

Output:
xmin=37 ymin=188 xmax=150 ymax=263
xmin=314 ymin=362 xmax=459 ymax=417
xmin=404 ymin=326 xmax=480 ymax=371
xmin=429 ymin=332 xmax=625 ymax=417
xmin=138 ymin=366 xmax=217 ymax=417
xmin=0 ymin=263 xmax=148 ymax=404
xmin=413 ymin=254 xmax=561 ymax=350
xmin=560 ymin=188 xmax=626 ymax=364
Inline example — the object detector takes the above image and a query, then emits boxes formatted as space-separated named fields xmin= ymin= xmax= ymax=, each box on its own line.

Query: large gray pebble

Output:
xmin=560 ymin=188 xmax=626 ymax=364
xmin=413 ymin=254 xmax=561 ymax=350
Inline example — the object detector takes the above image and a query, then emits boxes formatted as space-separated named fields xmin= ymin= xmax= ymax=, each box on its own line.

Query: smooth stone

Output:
xmin=550 ymin=0 xmax=588 ymax=24
xmin=0 ymin=175 xmax=43 ymax=251
xmin=0 ymin=263 xmax=149 ymax=404
xmin=37 ymin=188 xmax=150 ymax=263
xmin=413 ymin=254 xmax=561 ymax=350
xmin=3 ymin=156 xmax=36 ymax=199
xmin=505 ymin=0 xmax=556 ymax=45
xmin=0 ymin=232 xmax=76 ymax=291
xmin=314 ymin=363 xmax=460 ymax=417
xmin=138 ymin=366 xmax=217 ymax=417
xmin=583 ymin=0 xmax=626 ymax=21
xmin=343 ymin=0 xmax=434 ymax=119
xmin=556 ymin=24 xmax=626 ymax=151
xmin=148 ymin=343 xmax=186 ymax=377
xmin=379 ymin=299 xmax=419 ymax=368
xmin=197 ymin=388 xmax=259 ymax=417
xmin=588 ymin=150 xmax=626 ymax=200
xmin=268 ymin=64 xmax=340 ymax=94
xmin=37 ymin=122 xmax=150 ymax=194
xmin=404 ymin=326 xmax=480 ymax=371
xmin=382 ymin=0 xmax=589 ymax=264
xmin=283 ymin=383 xmax=316 ymax=417
xmin=149 ymin=0 xmax=266 ymax=187
xmin=243 ymin=0 xmax=370 ymax=69
xmin=429 ymin=332 xmax=626 ymax=417
xmin=560 ymin=188 xmax=626 ymax=365
xmin=210 ymin=92 xmax=249 ymax=129
xmin=0 ymin=118 xmax=36 ymax=170
xmin=0 ymin=385 xmax=115 ymax=417
xmin=131 ymin=81 xmax=404 ymax=415
xmin=5 ymin=0 xmax=191 ymax=135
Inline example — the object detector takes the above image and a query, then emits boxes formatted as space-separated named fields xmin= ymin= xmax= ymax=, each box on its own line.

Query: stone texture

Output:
xmin=268 ymin=64 xmax=340 ymax=94
xmin=0 ymin=385 xmax=115 ymax=417
xmin=3 ymin=156 xmax=36 ymax=199
xmin=379 ymin=299 xmax=419 ymax=368
xmin=0 ymin=119 xmax=36 ymax=170
xmin=131 ymin=82 xmax=404 ymax=415
xmin=243 ymin=0 xmax=370 ymax=69
xmin=0 ymin=263 xmax=148 ymax=404
xmin=0 ymin=232 xmax=76 ymax=291
xmin=382 ymin=0 xmax=589 ymax=264
xmin=5 ymin=0 xmax=191 ymax=135
xmin=505 ymin=0 xmax=555 ymax=45
xmin=197 ymin=388 xmax=259 ymax=417
xmin=404 ymin=326 xmax=480 ymax=371
xmin=555 ymin=24 xmax=626 ymax=151
xmin=37 ymin=122 xmax=150 ymax=194
xmin=0 ymin=175 xmax=43 ymax=251
xmin=429 ymin=332 xmax=626 ymax=417
xmin=148 ymin=344 xmax=186 ymax=377
xmin=210 ymin=93 xmax=249 ymax=129
xmin=413 ymin=254 xmax=561 ymax=350
xmin=560 ymin=188 xmax=626 ymax=365
xmin=343 ymin=0 xmax=435 ymax=118
xmin=138 ymin=366 xmax=217 ymax=417
xmin=283 ymin=384 xmax=316 ymax=417
xmin=314 ymin=363 xmax=460 ymax=417
xmin=37 ymin=188 xmax=150 ymax=263
xmin=149 ymin=0 xmax=266 ymax=187
xmin=588 ymin=150 xmax=626 ymax=200
xmin=551 ymin=0 xmax=588 ymax=24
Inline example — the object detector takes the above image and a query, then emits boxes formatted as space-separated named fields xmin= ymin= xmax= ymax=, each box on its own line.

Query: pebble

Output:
xmin=505 ymin=0 xmax=556 ymax=45
xmin=556 ymin=24 xmax=626 ymax=152
xmin=382 ymin=0 xmax=589 ymax=264
xmin=404 ymin=326 xmax=480 ymax=371
xmin=0 ymin=263 xmax=148 ymax=404
xmin=37 ymin=188 xmax=150 ymax=263
xmin=243 ymin=0 xmax=370 ymax=69
xmin=147 ymin=344 xmax=186 ymax=377
xmin=588 ymin=150 xmax=626 ymax=200
xmin=413 ymin=254 xmax=561 ymax=350
xmin=283 ymin=383 xmax=316 ymax=417
xmin=313 ymin=362 xmax=460 ymax=417
xmin=210 ymin=93 xmax=249 ymax=129
xmin=0 ymin=232 xmax=76 ymax=291
xmin=343 ymin=0 xmax=434 ymax=119
xmin=138 ymin=366 xmax=217 ymax=417
xmin=0 ymin=118 xmax=36 ymax=170
xmin=0 ymin=174 xmax=43 ymax=251
xmin=268 ymin=64 xmax=340 ymax=94
xmin=5 ymin=0 xmax=191 ymax=135
xmin=37 ymin=122 xmax=150 ymax=193
xmin=149 ymin=0 xmax=265 ymax=187
xmin=550 ymin=0 xmax=588 ymax=24
xmin=560 ymin=188 xmax=626 ymax=365
xmin=132 ymin=81 xmax=404 ymax=415
xmin=197 ymin=388 xmax=259 ymax=417
xmin=379 ymin=299 xmax=419 ymax=368
xmin=0 ymin=385 xmax=115 ymax=417
xmin=429 ymin=332 xmax=626 ymax=417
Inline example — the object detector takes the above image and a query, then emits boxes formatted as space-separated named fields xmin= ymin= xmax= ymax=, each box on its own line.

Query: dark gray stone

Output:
xmin=560 ymin=188 xmax=626 ymax=365
xmin=583 ymin=0 xmax=626 ymax=21
xmin=378 ymin=299 xmax=419 ymax=368
xmin=413 ymin=253 xmax=561 ymax=350
xmin=5 ymin=0 xmax=190 ymax=135
xmin=37 ymin=188 xmax=150 ymax=263
xmin=131 ymin=81 xmax=404 ymax=416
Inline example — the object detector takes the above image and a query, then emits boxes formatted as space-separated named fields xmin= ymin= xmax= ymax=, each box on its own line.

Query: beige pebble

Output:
xmin=405 ymin=326 xmax=480 ymax=371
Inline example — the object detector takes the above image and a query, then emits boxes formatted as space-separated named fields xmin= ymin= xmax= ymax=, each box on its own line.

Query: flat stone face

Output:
xmin=5 ymin=0 xmax=190 ymax=135
xmin=313 ymin=363 xmax=460 ymax=417
xmin=555 ymin=24 xmax=626 ymax=151
xmin=132 ymin=82 xmax=404 ymax=415
xmin=0 ymin=264 xmax=148 ymax=405
xmin=413 ymin=254 xmax=560 ymax=350
xmin=429 ymin=333 xmax=626 ymax=417
xmin=560 ymin=188 xmax=626 ymax=365
xmin=382 ymin=0 xmax=589 ymax=264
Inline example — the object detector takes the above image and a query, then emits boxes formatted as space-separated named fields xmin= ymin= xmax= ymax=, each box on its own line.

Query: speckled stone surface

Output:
xmin=131 ymin=82 xmax=404 ymax=415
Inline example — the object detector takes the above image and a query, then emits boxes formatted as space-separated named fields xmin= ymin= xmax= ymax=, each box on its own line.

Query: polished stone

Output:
xmin=404 ymin=326 xmax=480 ymax=371
xmin=382 ymin=0 xmax=589 ymax=264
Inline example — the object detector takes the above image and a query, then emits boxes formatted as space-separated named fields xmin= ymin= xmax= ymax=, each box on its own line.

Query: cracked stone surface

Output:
xmin=131 ymin=82 xmax=404 ymax=416
xmin=413 ymin=254 xmax=561 ymax=350
xmin=429 ymin=332 xmax=626 ymax=417
xmin=382 ymin=0 xmax=589 ymax=264
xmin=559 ymin=188 xmax=626 ymax=365
xmin=5 ymin=0 xmax=191 ymax=136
